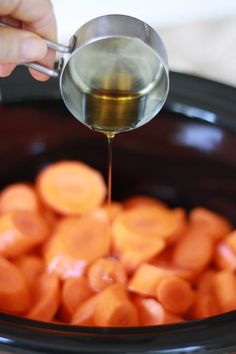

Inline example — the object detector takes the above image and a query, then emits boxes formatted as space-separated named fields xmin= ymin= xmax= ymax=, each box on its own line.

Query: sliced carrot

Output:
xmin=88 ymin=202 xmax=123 ymax=224
xmin=36 ymin=160 xmax=106 ymax=215
xmin=128 ymin=263 xmax=173 ymax=297
xmin=215 ymin=231 xmax=236 ymax=271
xmin=225 ymin=230 xmax=236 ymax=254
xmin=134 ymin=297 xmax=184 ymax=326
xmin=88 ymin=258 xmax=127 ymax=292
xmin=27 ymin=272 xmax=60 ymax=322
xmin=113 ymin=206 xmax=186 ymax=247
xmin=195 ymin=269 xmax=216 ymax=294
xmin=41 ymin=207 xmax=60 ymax=229
xmin=60 ymin=276 xmax=94 ymax=322
xmin=188 ymin=293 xmax=220 ymax=320
xmin=156 ymin=276 xmax=194 ymax=315
xmin=71 ymin=293 xmax=100 ymax=326
xmin=0 ymin=256 xmax=31 ymax=313
xmin=189 ymin=207 xmax=232 ymax=242
xmin=172 ymin=226 xmax=214 ymax=273
xmin=0 ymin=183 xmax=39 ymax=214
xmin=123 ymin=196 xmax=167 ymax=210
xmin=13 ymin=255 xmax=44 ymax=287
xmin=44 ymin=214 xmax=111 ymax=280
xmin=0 ymin=211 xmax=49 ymax=257
xmin=112 ymin=207 xmax=171 ymax=272
xmin=118 ymin=239 xmax=166 ymax=274
xmin=94 ymin=284 xmax=139 ymax=327
xmin=212 ymin=270 xmax=236 ymax=313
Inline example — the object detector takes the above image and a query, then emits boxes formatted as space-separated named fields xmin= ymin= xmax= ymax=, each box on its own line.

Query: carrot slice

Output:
xmin=128 ymin=263 xmax=173 ymax=297
xmin=112 ymin=207 xmax=173 ymax=272
xmin=0 ymin=183 xmax=39 ymax=213
xmin=44 ymin=214 xmax=111 ymax=280
xmin=195 ymin=269 xmax=216 ymax=294
xmin=212 ymin=270 xmax=236 ymax=313
xmin=172 ymin=226 xmax=214 ymax=273
xmin=225 ymin=230 xmax=236 ymax=254
xmin=189 ymin=207 xmax=232 ymax=242
xmin=13 ymin=255 xmax=44 ymax=287
xmin=134 ymin=297 xmax=184 ymax=326
xmin=71 ymin=293 xmax=100 ymax=326
xmin=113 ymin=206 xmax=186 ymax=246
xmin=0 ymin=211 xmax=49 ymax=257
xmin=94 ymin=284 xmax=139 ymax=327
xmin=188 ymin=293 xmax=220 ymax=320
xmin=0 ymin=256 xmax=31 ymax=313
xmin=60 ymin=277 xmax=94 ymax=322
xmin=88 ymin=258 xmax=127 ymax=292
xmin=123 ymin=196 xmax=167 ymax=210
xmin=156 ymin=276 xmax=194 ymax=315
xmin=36 ymin=160 xmax=106 ymax=215
xmin=215 ymin=231 xmax=236 ymax=271
xmin=27 ymin=272 xmax=60 ymax=322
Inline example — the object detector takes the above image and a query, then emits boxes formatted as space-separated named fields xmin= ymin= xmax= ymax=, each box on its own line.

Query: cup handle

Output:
xmin=0 ymin=17 xmax=76 ymax=78
xmin=22 ymin=36 xmax=76 ymax=78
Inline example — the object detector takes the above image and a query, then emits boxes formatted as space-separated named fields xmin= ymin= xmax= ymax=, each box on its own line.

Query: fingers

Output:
xmin=0 ymin=63 xmax=16 ymax=77
xmin=0 ymin=27 xmax=47 ymax=64
xmin=0 ymin=0 xmax=57 ymax=39
xmin=0 ymin=0 xmax=57 ymax=80
xmin=28 ymin=48 xmax=55 ymax=81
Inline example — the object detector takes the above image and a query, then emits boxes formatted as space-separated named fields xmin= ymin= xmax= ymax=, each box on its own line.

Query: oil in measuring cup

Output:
xmin=61 ymin=36 xmax=169 ymax=134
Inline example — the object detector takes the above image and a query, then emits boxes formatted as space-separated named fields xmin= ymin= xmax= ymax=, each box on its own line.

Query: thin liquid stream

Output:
xmin=106 ymin=132 xmax=115 ymax=225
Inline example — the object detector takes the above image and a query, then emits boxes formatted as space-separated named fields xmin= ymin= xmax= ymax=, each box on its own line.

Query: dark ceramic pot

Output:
xmin=0 ymin=68 xmax=236 ymax=353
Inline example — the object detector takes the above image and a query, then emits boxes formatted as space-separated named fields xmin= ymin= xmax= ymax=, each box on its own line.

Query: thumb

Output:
xmin=0 ymin=27 xmax=47 ymax=64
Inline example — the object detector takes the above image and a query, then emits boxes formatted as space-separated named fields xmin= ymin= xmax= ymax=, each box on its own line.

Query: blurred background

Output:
xmin=51 ymin=0 xmax=236 ymax=87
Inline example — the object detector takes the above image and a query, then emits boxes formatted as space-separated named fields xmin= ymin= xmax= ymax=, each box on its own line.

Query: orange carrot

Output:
xmin=128 ymin=263 xmax=173 ymax=297
xmin=156 ymin=276 xmax=194 ymax=315
xmin=88 ymin=202 xmax=123 ymax=224
xmin=13 ymin=255 xmax=44 ymax=287
xmin=60 ymin=277 xmax=94 ymax=322
xmin=0 ymin=211 xmax=49 ymax=257
xmin=112 ymin=207 xmax=172 ymax=271
xmin=134 ymin=297 xmax=184 ymax=326
xmin=44 ymin=214 xmax=111 ymax=280
xmin=0 ymin=183 xmax=39 ymax=213
xmin=36 ymin=161 xmax=106 ymax=215
xmin=88 ymin=258 xmax=127 ymax=292
xmin=113 ymin=206 xmax=186 ymax=247
xmin=172 ymin=226 xmax=214 ymax=273
xmin=195 ymin=269 xmax=216 ymax=294
xmin=27 ymin=272 xmax=60 ymax=322
xmin=0 ymin=256 xmax=31 ymax=313
xmin=215 ymin=231 xmax=236 ymax=271
xmin=225 ymin=230 xmax=236 ymax=254
xmin=94 ymin=284 xmax=139 ymax=327
xmin=189 ymin=207 xmax=232 ymax=242
xmin=212 ymin=270 xmax=236 ymax=313
xmin=188 ymin=293 xmax=220 ymax=320
xmin=123 ymin=196 xmax=167 ymax=210
xmin=71 ymin=293 xmax=100 ymax=326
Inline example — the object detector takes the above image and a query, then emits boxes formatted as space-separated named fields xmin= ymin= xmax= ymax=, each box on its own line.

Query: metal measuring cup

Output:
xmin=1 ymin=14 xmax=169 ymax=133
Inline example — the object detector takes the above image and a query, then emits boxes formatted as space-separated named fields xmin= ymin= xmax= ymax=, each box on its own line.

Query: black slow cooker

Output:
xmin=0 ymin=68 xmax=236 ymax=353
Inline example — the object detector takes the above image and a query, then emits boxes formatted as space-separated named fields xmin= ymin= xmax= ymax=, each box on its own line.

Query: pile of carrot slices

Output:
xmin=0 ymin=160 xmax=235 ymax=327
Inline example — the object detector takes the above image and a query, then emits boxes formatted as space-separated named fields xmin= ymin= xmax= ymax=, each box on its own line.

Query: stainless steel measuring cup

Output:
xmin=2 ymin=14 xmax=169 ymax=133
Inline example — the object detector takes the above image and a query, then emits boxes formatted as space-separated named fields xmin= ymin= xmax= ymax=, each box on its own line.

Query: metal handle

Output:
xmin=23 ymin=36 xmax=76 ymax=78
xmin=0 ymin=17 xmax=76 ymax=78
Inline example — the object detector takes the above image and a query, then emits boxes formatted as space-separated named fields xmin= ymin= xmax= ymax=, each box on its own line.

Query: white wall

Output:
xmin=51 ymin=0 xmax=236 ymax=86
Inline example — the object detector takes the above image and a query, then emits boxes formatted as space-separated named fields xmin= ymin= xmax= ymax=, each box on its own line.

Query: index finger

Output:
xmin=0 ymin=0 xmax=57 ymax=40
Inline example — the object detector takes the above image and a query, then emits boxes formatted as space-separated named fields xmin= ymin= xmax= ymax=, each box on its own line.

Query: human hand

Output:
xmin=0 ymin=0 xmax=57 ymax=81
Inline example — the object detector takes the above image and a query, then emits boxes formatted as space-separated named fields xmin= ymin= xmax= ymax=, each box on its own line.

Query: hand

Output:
xmin=0 ymin=0 xmax=57 ymax=81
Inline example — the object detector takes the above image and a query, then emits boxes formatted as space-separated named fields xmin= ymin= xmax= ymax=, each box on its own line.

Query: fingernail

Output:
xmin=21 ymin=38 xmax=47 ymax=61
